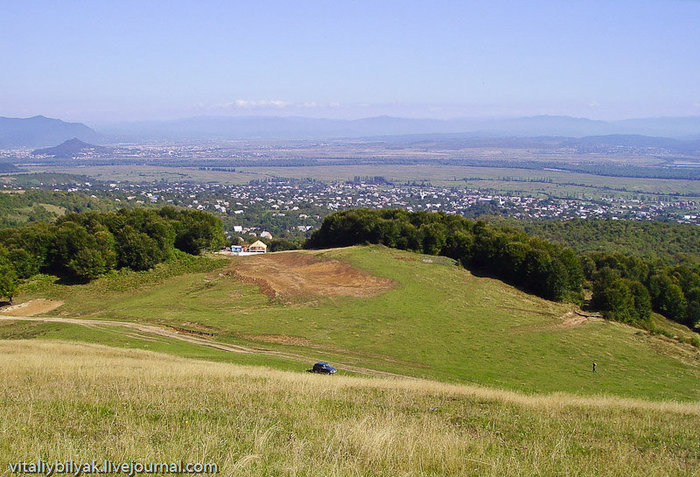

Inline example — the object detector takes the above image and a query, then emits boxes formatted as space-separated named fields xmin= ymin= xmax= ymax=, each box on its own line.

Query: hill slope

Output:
xmin=7 ymin=246 xmax=699 ymax=401
xmin=1 ymin=340 xmax=698 ymax=476
xmin=31 ymin=138 xmax=111 ymax=158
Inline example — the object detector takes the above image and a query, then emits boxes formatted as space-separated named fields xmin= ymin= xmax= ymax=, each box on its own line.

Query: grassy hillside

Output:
xmin=1 ymin=341 xmax=698 ymax=477
xmin=9 ymin=245 xmax=699 ymax=401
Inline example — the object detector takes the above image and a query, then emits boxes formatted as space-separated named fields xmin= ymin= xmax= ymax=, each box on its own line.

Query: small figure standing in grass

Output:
xmin=592 ymin=362 xmax=597 ymax=373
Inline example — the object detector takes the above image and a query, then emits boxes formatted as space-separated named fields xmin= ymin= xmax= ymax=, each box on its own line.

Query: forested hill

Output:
xmin=305 ymin=209 xmax=585 ymax=303
xmin=0 ymin=207 xmax=225 ymax=302
xmin=519 ymin=219 xmax=700 ymax=264
xmin=0 ymin=189 xmax=119 ymax=229
xmin=306 ymin=209 xmax=700 ymax=332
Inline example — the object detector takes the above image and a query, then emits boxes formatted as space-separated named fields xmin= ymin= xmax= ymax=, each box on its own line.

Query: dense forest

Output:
xmin=582 ymin=252 xmax=700 ymax=329
xmin=0 ymin=207 xmax=225 ymax=302
xmin=306 ymin=209 xmax=699 ymax=331
xmin=519 ymin=219 xmax=700 ymax=264
xmin=0 ymin=189 xmax=119 ymax=229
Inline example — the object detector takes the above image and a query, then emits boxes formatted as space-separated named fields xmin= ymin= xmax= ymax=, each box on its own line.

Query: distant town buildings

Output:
xmin=6 ymin=177 xmax=698 ymax=240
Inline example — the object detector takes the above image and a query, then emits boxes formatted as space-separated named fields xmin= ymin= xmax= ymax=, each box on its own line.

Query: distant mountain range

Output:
xmin=94 ymin=114 xmax=700 ymax=142
xmin=0 ymin=116 xmax=101 ymax=147
xmin=0 ymin=163 xmax=20 ymax=173
xmin=1 ymin=114 xmax=700 ymax=147
xmin=32 ymin=138 xmax=112 ymax=158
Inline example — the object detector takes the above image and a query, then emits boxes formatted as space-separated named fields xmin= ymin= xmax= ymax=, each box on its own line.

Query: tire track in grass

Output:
xmin=0 ymin=314 xmax=415 ymax=380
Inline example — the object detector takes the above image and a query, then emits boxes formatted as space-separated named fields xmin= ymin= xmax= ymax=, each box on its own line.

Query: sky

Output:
xmin=1 ymin=0 xmax=699 ymax=121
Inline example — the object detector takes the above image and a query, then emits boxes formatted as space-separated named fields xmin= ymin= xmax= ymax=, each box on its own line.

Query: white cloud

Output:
xmin=230 ymin=99 xmax=290 ymax=109
xmin=204 ymin=99 xmax=345 ymax=113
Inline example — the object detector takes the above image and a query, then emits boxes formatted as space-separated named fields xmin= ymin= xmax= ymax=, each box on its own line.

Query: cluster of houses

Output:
xmin=219 ymin=240 xmax=268 ymax=256
xmin=92 ymin=179 xmax=700 ymax=225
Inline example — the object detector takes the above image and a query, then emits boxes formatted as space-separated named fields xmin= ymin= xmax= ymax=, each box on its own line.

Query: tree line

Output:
xmin=583 ymin=252 xmax=699 ymax=329
xmin=305 ymin=209 xmax=585 ymax=303
xmin=0 ymin=207 xmax=225 ymax=303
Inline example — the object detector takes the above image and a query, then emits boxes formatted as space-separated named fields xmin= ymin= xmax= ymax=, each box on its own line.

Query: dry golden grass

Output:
xmin=1 ymin=340 xmax=698 ymax=476
xmin=0 ymin=299 xmax=64 ymax=316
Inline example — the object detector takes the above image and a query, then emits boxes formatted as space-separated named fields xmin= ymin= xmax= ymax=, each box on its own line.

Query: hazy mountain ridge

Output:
xmin=0 ymin=163 xmax=19 ymax=173
xmin=0 ymin=116 xmax=102 ymax=148
xmin=2 ymin=114 xmax=699 ymax=146
xmin=94 ymin=114 xmax=700 ymax=142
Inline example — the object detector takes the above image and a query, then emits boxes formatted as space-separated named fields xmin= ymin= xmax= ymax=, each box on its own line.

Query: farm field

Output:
xmin=1 ymin=340 xmax=698 ymax=476
xmin=19 ymin=164 xmax=270 ymax=184
xmin=237 ymin=164 xmax=700 ymax=196
xmin=5 ymin=245 xmax=700 ymax=401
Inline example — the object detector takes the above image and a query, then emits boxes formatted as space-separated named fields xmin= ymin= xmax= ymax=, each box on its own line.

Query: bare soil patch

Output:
xmin=510 ymin=310 xmax=600 ymax=333
xmin=240 ymin=333 xmax=315 ymax=347
xmin=229 ymin=252 xmax=395 ymax=300
xmin=555 ymin=312 xmax=589 ymax=329
xmin=0 ymin=299 xmax=64 ymax=316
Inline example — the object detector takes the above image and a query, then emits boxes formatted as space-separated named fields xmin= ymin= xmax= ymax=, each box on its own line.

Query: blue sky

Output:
xmin=1 ymin=0 xmax=699 ymax=121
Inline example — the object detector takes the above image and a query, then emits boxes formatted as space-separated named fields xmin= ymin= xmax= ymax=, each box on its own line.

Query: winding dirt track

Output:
xmin=0 ymin=314 xmax=414 ymax=380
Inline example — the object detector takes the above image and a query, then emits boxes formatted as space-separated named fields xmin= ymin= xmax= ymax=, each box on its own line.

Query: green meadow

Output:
xmin=9 ymin=245 xmax=700 ymax=401
xmin=1 ymin=341 xmax=698 ymax=477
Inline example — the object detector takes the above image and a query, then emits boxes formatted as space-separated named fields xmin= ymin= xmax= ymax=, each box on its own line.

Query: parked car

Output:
xmin=311 ymin=362 xmax=337 ymax=374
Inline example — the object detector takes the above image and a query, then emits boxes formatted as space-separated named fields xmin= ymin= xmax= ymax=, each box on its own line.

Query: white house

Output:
xmin=248 ymin=240 xmax=268 ymax=253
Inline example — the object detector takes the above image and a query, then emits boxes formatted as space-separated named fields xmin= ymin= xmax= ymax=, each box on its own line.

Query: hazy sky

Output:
xmin=1 ymin=0 xmax=699 ymax=121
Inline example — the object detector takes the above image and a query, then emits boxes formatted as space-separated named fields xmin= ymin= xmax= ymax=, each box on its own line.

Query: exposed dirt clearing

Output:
xmin=240 ymin=333 xmax=315 ymax=347
xmin=0 ymin=299 xmax=64 ymax=316
xmin=556 ymin=312 xmax=590 ymax=329
xmin=229 ymin=252 xmax=396 ymax=300
xmin=511 ymin=310 xmax=601 ymax=333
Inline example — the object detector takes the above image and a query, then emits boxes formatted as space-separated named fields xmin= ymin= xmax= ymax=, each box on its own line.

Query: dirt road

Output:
xmin=0 ymin=314 xmax=414 ymax=380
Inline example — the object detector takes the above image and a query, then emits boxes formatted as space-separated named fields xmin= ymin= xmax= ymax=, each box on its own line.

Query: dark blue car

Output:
xmin=311 ymin=362 xmax=337 ymax=374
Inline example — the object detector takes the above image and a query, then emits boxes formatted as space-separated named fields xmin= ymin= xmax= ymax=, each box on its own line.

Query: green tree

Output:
xmin=523 ymin=249 xmax=553 ymax=297
xmin=591 ymin=267 xmax=621 ymax=311
xmin=544 ymin=259 xmax=570 ymax=302
xmin=628 ymin=280 xmax=652 ymax=324
xmin=7 ymin=248 xmax=41 ymax=279
xmin=419 ymin=223 xmax=447 ymax=255
xmin=175 ymin=210 xmax=225 ymax=255
xmin=116 ymin=226 xmax=161 ymax=271
xmin=69 ymin=248 xmax=110 ymax=281
xmin=658 ymin=284 xmax=687 ymax=324
xmin=557 ymin=248 xmax=585 ymax=292
xmin=0 ymin=260 xmax=18 ymax=304
xmin=603 ymin=279 xmax=635 ymax=323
